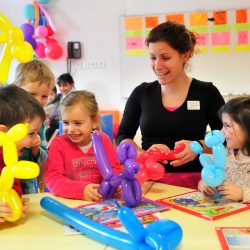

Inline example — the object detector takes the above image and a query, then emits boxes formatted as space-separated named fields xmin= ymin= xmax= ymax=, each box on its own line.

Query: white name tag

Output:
xmin=187 ymin=101 xmax=200 ymax=110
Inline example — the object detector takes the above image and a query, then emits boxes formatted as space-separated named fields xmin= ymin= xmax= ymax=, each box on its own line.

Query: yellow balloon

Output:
xmin=11 ymin=41 xmax=34 ymax=63
xmin=0 ymin=43 xmax=13 ymax=84
xmin=0 ymin=131 xmax=7 ymax=145
xmin=0 ymin=14 xmax=34 ymax=84
xmin=0 ymin=167 xmax=14 ymax=191
xmin=0 ymin=189 xmax=23 ymax=222
xmin=0 ymin=13 xmax=12 ymax=32
xmin=13 ymin=161 xmax=40 ymax=179
xmin=3 ymin=141 xmax=18 ymax=166
xmin=7 ymin=123 xmax=28 ymax=142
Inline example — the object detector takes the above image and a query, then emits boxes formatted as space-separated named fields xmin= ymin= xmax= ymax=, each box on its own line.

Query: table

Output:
xmin=1 ymin=182 xmax=249 ymax=250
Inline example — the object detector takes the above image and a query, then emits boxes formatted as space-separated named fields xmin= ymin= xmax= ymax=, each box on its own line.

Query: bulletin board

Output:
xmin=120 ymin=8 xmax=250 ymax=98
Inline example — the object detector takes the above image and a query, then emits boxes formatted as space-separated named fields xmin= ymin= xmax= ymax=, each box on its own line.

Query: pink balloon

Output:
xmin=35 ymin=25 xmax=48 ymax=38
xmin=45 ymin=42 xmax=63 ymax=60
xmin=35 ymin=42 xmax=46 ymax=58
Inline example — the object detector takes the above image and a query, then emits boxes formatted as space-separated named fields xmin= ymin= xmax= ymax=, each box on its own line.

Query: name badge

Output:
xmin=187 ymin=101 xmax=200 ymax=110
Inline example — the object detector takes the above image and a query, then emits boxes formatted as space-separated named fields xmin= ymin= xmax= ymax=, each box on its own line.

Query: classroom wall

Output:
xmin=1 ymin=0 xmax=250 ymax=112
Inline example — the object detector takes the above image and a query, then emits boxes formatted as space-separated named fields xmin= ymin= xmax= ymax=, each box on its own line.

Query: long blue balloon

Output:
xmin=40 ymin=197 xmax=183 ymax=250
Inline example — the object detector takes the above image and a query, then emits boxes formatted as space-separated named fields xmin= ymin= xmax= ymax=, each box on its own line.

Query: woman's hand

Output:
xmin=218 ymin=182 xmax=243 ymax=201
xmin=147 ymin=144 xmax=171 ymax=164
xmin=198 ymin=180 xmax=217 ymax=196
xmin=83 ymin=184 xmax=102 ymax=202
xmin=170 ymin=140 xmax=197 ymax=167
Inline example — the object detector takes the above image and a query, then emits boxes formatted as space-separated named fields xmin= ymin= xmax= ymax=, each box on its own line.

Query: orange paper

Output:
xmin=236 ymin=9 xmax=248 ymax=23
xmin=190 ymin=12 xmax=208 ymax=26
xmin=145 ymin=16 xmax=159 ymax=28
xmin=166 ymin=14 xmax=184 ymax=24
xmin=213 ymin=11 xmax=227 ymax=25
xmin=125 ymin=17 xmax=143 ymax=30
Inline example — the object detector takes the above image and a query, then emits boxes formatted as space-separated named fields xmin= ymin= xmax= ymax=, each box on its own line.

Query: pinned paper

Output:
xmin=125 ymin=17 xmax=143 ymax=30
xmin=166 ymin=14 xmax=184 ymax=24
xmin=126 ymin=37 xmax=143 ymax=50
xmin=237 ymin=31 xmax=248 ymax=44
xmin=145 ymin=16 xmax=159 ymax=28
xmin=213 ymin=11 xmax=227 ymax=25
xmin=211 ymin=32 xmax=230 ymax=45
xmin=190 ymin=12 xmax=208 ymax=26
xmin=236 ymin=9 xmax=248 ymax=23
xmin=196 ymin=33 xmax=209 ymax=46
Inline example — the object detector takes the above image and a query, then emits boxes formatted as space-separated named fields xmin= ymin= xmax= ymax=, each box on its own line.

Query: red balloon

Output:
xmin=46 ymin=25 xmax=54 ymax=36
xmin=45 ymin=42 xmax=63 ymax=60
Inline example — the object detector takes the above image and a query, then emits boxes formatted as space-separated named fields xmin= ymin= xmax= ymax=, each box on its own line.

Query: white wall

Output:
xmin=1 ymin=0 xmax=250 ymax=111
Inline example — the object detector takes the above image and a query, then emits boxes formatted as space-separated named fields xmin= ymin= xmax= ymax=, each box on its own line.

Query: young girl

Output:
xmin=198 ymin=96 xmax=250 ymax=202
xmin=45 ymin=90 xmax=121 ymax=201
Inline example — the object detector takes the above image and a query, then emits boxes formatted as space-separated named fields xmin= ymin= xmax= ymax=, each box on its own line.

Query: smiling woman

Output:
xmin=117 ymin=21 xmax=225 ymax=189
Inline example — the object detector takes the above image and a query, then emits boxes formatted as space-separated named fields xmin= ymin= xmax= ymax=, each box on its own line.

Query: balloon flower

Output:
xmin=136 ymin=144 xmax=185 ymax=184
xmin=190 ymin=130 xmax=226 ymax=187
xmin=92 ymin=131 xmax=142 ymax=207
xmin=0 ymin=13 xmax=34 ymax=84
xmin=0 ymin=123 xmax=40 ymax=222
xmin=41 ymin=197 xmax=183 ymax=250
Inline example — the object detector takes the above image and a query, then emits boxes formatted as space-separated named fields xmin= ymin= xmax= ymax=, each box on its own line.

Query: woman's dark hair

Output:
xmin=220 ymin=96 xmax=250 ymax=155
xmin=145 ymin=21 xmax=196 ymax=59
xmin=57 ymin=73 xmax=74 ymax=86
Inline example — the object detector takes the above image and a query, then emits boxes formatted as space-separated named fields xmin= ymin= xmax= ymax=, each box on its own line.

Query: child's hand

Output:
xmin=0 ymin=202 xmax=12 ymax=223
xmin=198 ymin=180 xmax=217 ymax=196
xmin=84 ymin=184 xmax=102 ymax=202
xmin=21 ymin=197 xmax=29 ymax=218
xmin=113 ymin=186 xmax=122 ymax=199
xmin=31 ymin=135 xmax=41 ymax=158
xmin=218 ymin=182 xmax=243 ymax=201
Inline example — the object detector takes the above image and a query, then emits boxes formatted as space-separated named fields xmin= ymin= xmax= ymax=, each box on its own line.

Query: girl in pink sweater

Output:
xmin=45 ymin=90 xmax=121 ymax=201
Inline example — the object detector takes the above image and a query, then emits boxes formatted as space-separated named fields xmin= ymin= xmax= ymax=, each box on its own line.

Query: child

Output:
xmin=45 ymin=90 xmax=121 ymax=201
xmin=0 ymin=85 xmax=46 ymax=222
xmin=14 ymin=59 xmax=55 ymax=194
xmin=198 ymin=96 xmax=250 ymax=202
xmin=44 ymin=86 xmax=61 ymax=141
xmin=56 ymin=73 xmax=75 ymax=102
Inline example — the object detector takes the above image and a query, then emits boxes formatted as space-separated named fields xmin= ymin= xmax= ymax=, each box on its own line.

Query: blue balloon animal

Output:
xmin=40 ymin=197 xmax=183 ymax=250
xmin=190 ymin=130 xmax=226 ymax=187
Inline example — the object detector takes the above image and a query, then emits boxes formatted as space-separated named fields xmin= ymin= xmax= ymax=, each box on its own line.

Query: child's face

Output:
xmin=59 ymin=82 xmax=74 ymax=96
xmin=221 ymin=113 xmax=246 ymax=150
xmin=16 ymin=116 xmax=43 ymax=154
xmin=62 ymin=105 xmax=98 ymax=146
xmin=48 ymin=90 xmax=56 ymax=103
xmin=21 ymin=81 xmax=51 ymax=107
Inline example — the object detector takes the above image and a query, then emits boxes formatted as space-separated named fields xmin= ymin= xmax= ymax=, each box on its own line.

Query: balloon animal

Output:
xmin=92 ymin=131 xmax=142 ymax=207
xmin=190 ymin=130 xmax=226 ymax=187
xmin=0 ymin=124 xmax=40 ymax=222
xmin=41 ymin=197 xmax=183 ymax=250
xmin=0 ymin=13 xmax=34 ymax=84
xmin=136 ymin=144 xmax=185 ymax=184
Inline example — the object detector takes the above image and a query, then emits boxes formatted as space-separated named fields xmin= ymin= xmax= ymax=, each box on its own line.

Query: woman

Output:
xmin=116 ymin=21 xmax=225 ymax=189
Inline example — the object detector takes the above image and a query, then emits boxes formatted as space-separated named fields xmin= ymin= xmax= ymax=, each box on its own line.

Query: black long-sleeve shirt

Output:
xmin=117 ymin=78 xmax=225 ymax=173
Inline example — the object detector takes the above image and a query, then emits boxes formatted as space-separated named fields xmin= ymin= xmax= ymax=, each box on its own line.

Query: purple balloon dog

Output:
xmin=92 ymin=131 xmax=142 ymax=207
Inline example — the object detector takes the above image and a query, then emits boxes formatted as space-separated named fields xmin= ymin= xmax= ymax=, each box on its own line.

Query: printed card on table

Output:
xmin=64 ymin=212 xmax=164 ymax=236
xmin=158 ymin=191 xmax=249 ymax=221
xmin=64 ymin=198 xmax=169 ymax=236
xmin=216 ymin=227 xmax=250 ymax=250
